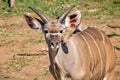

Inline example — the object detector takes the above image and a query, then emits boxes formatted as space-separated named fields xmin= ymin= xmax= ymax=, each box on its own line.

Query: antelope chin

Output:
xmin=51 ymin=44 xmax=60 ymax=50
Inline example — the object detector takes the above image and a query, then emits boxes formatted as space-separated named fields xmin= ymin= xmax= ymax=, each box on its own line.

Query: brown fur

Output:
xmin=54 ymin=27 xmax=116 ymax=80
xmin=24 ymin=11 xmax=116 ymax=80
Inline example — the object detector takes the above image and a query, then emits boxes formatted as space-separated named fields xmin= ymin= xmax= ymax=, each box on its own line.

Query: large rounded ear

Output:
xmin=24 ymin=14 xmax=44 ymax=30
xmin=65 ymin=11 xmax=81 ymax=29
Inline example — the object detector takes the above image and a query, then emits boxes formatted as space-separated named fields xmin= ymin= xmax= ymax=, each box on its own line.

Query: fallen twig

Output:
xmin=17 ymin=53 xmax=47 ymax=56
xmin=107 ymin=33 xmax=120 ymax=38
xmin=107 ymin=24 xmax=120 ymax=28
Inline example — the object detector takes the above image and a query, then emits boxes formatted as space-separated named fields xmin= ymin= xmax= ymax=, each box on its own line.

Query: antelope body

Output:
xmin=24 ymin=5 xmax=116 ymax=80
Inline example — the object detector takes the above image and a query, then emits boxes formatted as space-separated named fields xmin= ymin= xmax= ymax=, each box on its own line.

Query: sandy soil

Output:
xmin=0 ymin=16 xmax=120 ymax=80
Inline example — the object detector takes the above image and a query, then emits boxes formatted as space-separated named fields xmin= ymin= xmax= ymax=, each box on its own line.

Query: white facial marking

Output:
xmin=103 ymin=77 xmax=107 ymax=80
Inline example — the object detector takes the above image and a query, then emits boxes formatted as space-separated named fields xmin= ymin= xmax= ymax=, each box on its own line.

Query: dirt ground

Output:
xmin=0 ymin=15 xmax=120 ymax=80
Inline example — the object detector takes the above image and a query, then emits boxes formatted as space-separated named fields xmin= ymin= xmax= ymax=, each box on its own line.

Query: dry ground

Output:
xmin=0 ymin=15 xmax=120 ymax=80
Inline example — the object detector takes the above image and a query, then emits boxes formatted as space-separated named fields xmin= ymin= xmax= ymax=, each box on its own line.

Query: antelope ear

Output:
xmin=24 ymin=14 xmax=44 ymax=30
xmin=65 ymin=11 xmax=81 ymax=29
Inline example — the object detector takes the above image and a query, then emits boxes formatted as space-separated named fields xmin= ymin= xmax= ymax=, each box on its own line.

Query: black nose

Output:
xmin=50 ymin=42 xmax=59 ymax=48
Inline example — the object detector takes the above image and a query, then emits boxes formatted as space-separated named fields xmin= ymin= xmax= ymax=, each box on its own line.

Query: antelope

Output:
xmin=24 ymin=5 xmax=116 ymax=80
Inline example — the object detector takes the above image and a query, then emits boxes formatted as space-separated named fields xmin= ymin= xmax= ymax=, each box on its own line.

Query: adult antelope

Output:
xmin=24 ymin=5 xmax=116 ymax=80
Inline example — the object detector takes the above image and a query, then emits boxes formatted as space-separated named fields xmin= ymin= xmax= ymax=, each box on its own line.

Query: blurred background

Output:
xmin=0 ymin=0 xmax=120 ymax=80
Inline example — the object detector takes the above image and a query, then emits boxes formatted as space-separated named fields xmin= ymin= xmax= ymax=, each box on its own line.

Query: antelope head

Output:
xmin=24 ymin=5 xmax=81 ymax=50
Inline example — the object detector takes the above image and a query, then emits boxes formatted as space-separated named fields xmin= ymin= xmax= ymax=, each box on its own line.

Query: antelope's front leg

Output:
xmin=49 ymin=65 xmax=61 ymax=80
xmin=49 ymin=65 xmax=57 ymax=80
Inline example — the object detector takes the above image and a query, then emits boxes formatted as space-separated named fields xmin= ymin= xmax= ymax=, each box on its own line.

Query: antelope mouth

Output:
xmin=50 ymin=41 xmax=60 ymax=49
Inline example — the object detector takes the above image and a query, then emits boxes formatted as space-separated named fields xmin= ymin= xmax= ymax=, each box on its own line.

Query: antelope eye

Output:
xmin=44 ymin=30 xmax=48 ymax=33
xmin=59 ymin=30 xmax=63 ymax=33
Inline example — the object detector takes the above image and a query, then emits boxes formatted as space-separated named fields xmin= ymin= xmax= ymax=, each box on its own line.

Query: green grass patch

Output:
xmin=0 ymin=39 xmax=18 ymax=47
xmin=8 ymin=56 xmax=28 ymax=71
xmin=0 ymin=29 xmax=13 ymax=37
xmin=43 ymin=67 xmax=50 ymax=77
xmin=8 ymin=55 xmax=40 ymax=71
xmin=10 ymin=21 xmax=23 ymax=27
xmin=0 ymin=74 xmax=25 ymax=80
xmin=0 ymin=0 xmax=82 ymax=17
xmin=33 ymin=77 xmax=39 ymax=80
xmin=1 ymin=0 xmax=119 ymax=20
xmin=22 ymin=38 xmax=45 ymax=48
